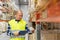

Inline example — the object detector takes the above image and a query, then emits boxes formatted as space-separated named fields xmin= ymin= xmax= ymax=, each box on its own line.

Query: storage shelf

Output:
xmin=0 ymin=20 xmax=9 ymax=22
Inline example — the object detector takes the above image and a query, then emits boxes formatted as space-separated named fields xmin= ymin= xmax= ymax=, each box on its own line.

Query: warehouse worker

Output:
xmin=7 ymin=10 xmax=34 ymax=40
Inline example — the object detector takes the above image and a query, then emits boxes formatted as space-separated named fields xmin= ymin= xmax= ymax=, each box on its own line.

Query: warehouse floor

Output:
xmin=0 ymin=33 xmax=10 ymax=40
xmin=0 ymin=30 xmax=60 ymax=40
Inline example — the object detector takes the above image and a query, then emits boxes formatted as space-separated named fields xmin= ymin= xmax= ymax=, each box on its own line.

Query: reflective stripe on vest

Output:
xmin=8 ymin=19 xmax=26 ymax=31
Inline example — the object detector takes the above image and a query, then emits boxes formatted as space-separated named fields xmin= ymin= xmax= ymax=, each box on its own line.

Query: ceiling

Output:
xmin=19 ymin=0 xmax=28 ymax=5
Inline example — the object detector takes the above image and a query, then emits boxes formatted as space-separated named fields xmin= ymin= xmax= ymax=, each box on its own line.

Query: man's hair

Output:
xmin=13 ymin=10 xmax=23 ymax=15
xmin=13 ymin=10 xmax=17 ymax=15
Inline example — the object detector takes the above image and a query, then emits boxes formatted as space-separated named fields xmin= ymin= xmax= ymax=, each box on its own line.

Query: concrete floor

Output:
xmin=0 ymin=30 xmax=60 ymax=40
xmin=0 ymin=33 xmax=29 ymax=40
xmin=0 ymin=33 xmax=10 ymax=40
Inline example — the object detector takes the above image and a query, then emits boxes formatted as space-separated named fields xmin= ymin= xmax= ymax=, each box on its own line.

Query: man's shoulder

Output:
xmin=8 ymin=19 xmax=15 ymax=23
xmin=21 ymin=19 xmax=26 ymax=24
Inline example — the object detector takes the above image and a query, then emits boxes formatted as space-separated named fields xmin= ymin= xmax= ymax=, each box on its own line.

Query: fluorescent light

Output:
xmin=24 ymin=0 xmax=27 ymax=2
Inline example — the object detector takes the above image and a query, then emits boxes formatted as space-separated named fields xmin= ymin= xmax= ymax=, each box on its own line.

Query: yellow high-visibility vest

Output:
xmin=8 ymin=19 xmax=26 ymax=40
xmin=9 ymin=19 xmax=26 ymax=31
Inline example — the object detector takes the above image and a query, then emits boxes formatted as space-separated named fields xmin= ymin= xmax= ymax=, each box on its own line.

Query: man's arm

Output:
xmin=19 ymin=27 xmax=30 ymax=35
xmin=7 ymin=24 xmax=13 ymax=36
xmin=19 ymin=26 xmax=34 ymax=35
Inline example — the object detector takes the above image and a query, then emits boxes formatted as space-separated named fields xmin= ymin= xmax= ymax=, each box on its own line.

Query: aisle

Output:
xmin=0 ymin=33 xmax=10 ymax=40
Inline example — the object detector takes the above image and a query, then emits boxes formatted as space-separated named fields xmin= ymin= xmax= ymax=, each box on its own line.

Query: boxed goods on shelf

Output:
xmin=0 ymin=22 xmax=8 ymax=33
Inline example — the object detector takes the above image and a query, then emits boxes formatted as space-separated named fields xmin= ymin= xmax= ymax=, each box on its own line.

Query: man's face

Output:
xmin=15 ymin=11 xmax=23 ymax=20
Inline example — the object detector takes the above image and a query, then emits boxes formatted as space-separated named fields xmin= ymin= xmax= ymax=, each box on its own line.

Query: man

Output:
xmin=7 ymin=10 xmax=34 ymax=40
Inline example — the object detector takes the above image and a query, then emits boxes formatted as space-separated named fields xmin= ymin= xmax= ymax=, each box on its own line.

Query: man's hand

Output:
xmin=32 ymin=30 xmax=34 ymax=33
xmin=13 ymin=31 xmax=19 ymax=36
xmin=29 ymin=27 xmax=35 ymax=33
